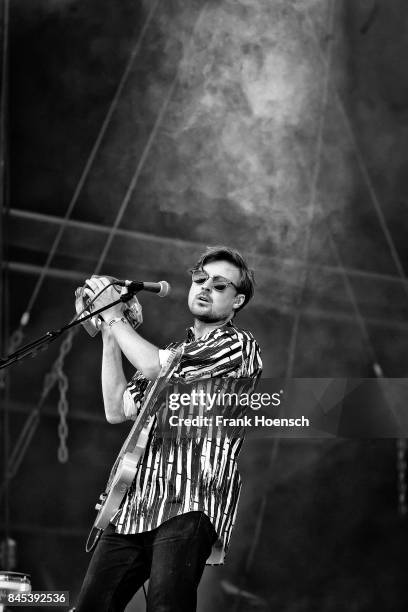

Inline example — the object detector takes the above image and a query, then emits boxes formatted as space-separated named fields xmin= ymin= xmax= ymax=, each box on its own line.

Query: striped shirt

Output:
xmin=113 ymin=321 xmax=262 ymax=564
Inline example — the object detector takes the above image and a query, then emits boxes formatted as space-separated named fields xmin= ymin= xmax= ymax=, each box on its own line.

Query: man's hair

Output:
xmin=192 ymin=245 xmax=255 ymax=312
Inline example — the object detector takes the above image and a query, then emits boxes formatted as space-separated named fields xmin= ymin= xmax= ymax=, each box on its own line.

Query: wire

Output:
xmin=234 ymin=3 xmax=337 ymax=609
xmin=236 ymin=6 xmax=408 ymax=606
xmin=93 ymin=60 xmax=181 ymax=272
xmin=7 ymin=0 xmax=162 ymax=348
xmin=71 ymin=281 xmax=119 ymax=323
xmin=2 ymin=0 xmax=210 ymax=491
xmin=0 ymin=282 xmax=119 ymax=493
xmin=302 ymin=5 xmax=408 ymax=303
xmin=1 ymin=0 xmax=163 ymax=488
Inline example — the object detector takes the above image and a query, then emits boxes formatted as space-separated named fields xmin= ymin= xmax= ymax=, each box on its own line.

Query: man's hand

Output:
xmin=84 ymin=275 xmax=124 ymax=322
xmin=85 ymin=275 xmax=160 ymax=380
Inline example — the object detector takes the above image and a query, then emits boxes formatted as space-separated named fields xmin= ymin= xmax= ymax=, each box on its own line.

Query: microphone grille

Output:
xmin=158 ymin=281 xmax=171 ymax=297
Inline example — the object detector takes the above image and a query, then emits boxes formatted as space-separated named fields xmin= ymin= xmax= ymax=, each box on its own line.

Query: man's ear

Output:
xmin=233 ymin=294 xmax=245 ymax=310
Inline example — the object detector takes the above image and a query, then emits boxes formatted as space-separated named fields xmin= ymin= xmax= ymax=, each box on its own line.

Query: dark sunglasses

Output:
xmin=189 ymin=268 xmax=239 ymax=292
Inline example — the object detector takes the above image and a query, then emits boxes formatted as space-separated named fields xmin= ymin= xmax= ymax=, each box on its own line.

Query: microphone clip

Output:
xmin=120 ymin=281 xmax=144 ymax=297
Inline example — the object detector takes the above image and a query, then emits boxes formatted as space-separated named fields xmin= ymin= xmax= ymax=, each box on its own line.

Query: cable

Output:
xmin=2 ymin=0 xmax=210 ymax=489
xmin=0 ymin=282 xmax=118 ymax=493
xmin=234 ymin=3 xmax=337 ymax=609
xmin=2 ymin=0 xmax=163 ymax=480
xmin=7 ymin=0 xmax=161 ymax=352
xmin=72 ymin=280 xmax=120 ymax=322
xmin=301 ymin=0 xmax=408 ymax=521
xmin=92 ymin=2 xmax=210 ymax=275
xmin=301 ymin=5 xmax=408 ymax=303
xmin=236 ymin=7 xmax=407 ymax=605
xmin=2 ymin=0 xmax=163 ymax=483
xmin=28 ymin=0 xmax=207 ymax=465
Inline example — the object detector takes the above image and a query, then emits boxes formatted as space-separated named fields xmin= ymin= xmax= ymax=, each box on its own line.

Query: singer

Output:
xmin=75 ymin=246 xmax=262 ymax=612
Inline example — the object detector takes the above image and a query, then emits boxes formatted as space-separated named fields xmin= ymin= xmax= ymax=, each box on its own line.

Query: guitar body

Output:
xmin=93 ymin=424 xmax=151 ymax=530
xmin=85 ymin=348 xmax=182 ymax=553
xmin=94 ymin=452 xmax=139 ymax=530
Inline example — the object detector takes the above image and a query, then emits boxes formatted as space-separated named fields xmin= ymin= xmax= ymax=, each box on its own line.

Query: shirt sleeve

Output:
xmin=122 ymin=371 xmax=150 ymax=419
xmin=159 ymin=348 xmax=173 ymax=368
xmin=239 ymin=329 xmax=263 ymax=379
xmin=170 ymin=328 xmax=252 ymax=383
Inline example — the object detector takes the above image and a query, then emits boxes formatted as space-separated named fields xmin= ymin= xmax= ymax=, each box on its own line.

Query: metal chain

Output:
xmin=3 ymin=1 xmax=164 ymax=478
xmin=57 ymin=368 xmax=69 ymax=463
xmin=40 ymin=330 xmax=75 ymax=463
xmin=0 ymin=329 xmax=76 ymax=500
xmin=397 ymin=438 xmax=407 ymax=516
xmin=55 ymin=331 xmax=73 ymax=463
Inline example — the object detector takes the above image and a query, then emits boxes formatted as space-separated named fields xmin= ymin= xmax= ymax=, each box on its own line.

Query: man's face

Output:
xmin=188 ymin=259 xmax=245 ymax=323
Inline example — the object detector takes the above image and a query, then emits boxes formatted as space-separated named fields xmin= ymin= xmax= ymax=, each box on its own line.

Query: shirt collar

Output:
xmin=185 ymin=320 xmax=234 ymax=343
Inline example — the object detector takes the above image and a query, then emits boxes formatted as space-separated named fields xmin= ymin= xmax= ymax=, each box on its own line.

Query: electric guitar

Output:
xmin=85 ymin=348 xmax=183 ymax=552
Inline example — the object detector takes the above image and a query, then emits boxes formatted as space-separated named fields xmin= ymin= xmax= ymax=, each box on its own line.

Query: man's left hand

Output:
xmin=84 ymin=275 xmax=124 ymax=321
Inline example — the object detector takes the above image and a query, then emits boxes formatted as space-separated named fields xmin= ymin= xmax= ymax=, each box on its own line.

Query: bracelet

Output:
xmin=108 ymin=316 xmax=128 ymax=328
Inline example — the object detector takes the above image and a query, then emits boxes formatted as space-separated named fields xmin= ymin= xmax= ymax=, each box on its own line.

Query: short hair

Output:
xmin=191 ymin=245 xmax=255 ymax=312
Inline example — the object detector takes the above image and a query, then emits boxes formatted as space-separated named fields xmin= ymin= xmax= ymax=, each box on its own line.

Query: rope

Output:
xmin=302 ymin=7 xmax=408 ymax=302
xmin=27 ymin=1 xmax=163 ymax=464
xmin=93 ymin=4 xmax=209 ymax=275
xmin=93 ymin=74 xmax=178 ymax=274
xmin=3 ymin=0 xmax=209 ymax=482
xmin=7 ymin=0 xmax=161 ymax=351
xmin=3 ymin=0 xmax=162 ymax=478
xmin=234 ymin=4 xmax=337 ymax=608
xmin=302 ymin=0 xmax=408 ymax=520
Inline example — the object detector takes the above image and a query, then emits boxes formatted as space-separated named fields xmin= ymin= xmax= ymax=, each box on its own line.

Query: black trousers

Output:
xmin=75 ymin=511 xmax=217 ymax=612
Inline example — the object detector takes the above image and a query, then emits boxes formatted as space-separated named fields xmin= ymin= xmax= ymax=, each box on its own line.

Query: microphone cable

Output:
xmin=71 ymin=281 xmax=121 ymax=324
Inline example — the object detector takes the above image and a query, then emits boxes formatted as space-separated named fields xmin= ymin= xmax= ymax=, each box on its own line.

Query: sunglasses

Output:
xmin=189 ymin=268 xmax=239 ymax=292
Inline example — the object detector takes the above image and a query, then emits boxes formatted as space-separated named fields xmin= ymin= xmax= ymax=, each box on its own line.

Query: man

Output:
xmin=75 ymin=246 xmax=262 ymax=612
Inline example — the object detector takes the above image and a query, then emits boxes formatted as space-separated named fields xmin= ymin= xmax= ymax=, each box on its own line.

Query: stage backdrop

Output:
xmin=2 ymin=0 xmax=408 ymax=610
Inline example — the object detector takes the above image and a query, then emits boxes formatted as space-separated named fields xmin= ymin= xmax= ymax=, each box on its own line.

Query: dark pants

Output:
xmin=75 ymin=512 xmax=217 ymax=612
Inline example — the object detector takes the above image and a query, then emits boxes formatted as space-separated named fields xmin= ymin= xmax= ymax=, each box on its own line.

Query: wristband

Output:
xmin=108 ymin=316 xmax=128 ymax=328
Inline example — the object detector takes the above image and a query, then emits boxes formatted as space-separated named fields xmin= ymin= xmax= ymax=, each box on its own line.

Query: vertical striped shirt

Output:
xmin=113 ymin=321 xmax=262 ymax=564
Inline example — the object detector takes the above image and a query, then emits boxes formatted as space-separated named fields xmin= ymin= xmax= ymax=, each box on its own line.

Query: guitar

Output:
xmin=85 ymin=348 xmax=183 ymax=552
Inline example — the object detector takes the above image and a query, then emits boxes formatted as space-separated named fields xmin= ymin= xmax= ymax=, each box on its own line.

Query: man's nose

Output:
xmin=201 ymin=280 xmax=212 ymax=291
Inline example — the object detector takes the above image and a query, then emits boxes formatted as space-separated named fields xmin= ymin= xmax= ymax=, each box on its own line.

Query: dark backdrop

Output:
xmin=2 ymin=0 xmax=408 ymax=610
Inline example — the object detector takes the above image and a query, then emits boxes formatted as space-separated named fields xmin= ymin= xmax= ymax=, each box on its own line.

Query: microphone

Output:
xmin=115 ymin=279 xmax=171 ymax=297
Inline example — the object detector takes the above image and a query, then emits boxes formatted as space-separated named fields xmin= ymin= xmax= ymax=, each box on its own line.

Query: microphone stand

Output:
xmin=0 ymin=289 xmax=139 ymax=370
